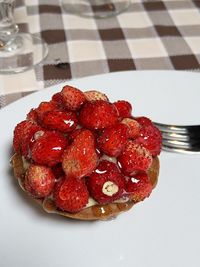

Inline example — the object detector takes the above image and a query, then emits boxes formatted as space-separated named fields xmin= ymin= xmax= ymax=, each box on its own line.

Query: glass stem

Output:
xmin=0 ymin=0 xmax=18 ymax=48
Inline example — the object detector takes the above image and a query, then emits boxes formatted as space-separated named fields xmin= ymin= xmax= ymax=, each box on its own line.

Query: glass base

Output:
xmin=62 ymin=0 xmax=130 ymax=18
xmin=0 ymin=33 xmax=48 ymax=74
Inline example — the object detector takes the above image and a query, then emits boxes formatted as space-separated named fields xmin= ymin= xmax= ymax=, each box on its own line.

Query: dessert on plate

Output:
xmin=11 ymin=86 xmax=162 ymax=220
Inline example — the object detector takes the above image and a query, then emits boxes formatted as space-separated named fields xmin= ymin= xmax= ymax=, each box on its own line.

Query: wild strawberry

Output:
xmin=84 ymin=90 xmax=109 ymax=102
xmin=21 ymin=128 xmax=45 ymax=159
xmin=122 ymin=118 xmax=140 ymax=139
xmin=39 ymin=110 xmax=77 ymax=133
xmin=26 ymin=109 xmax=38 ymax=122
xmin=51 ymin=92 xmax=65 ymax=108
xmin=13 ymin=120 xmax=28 ymax=152
xmin=24 ymin=164 xmax=55 ymax=198
xmin=61 ymin=85 xmax=86 ymax=111
xmin=126 ymin=171 xmax=153 ymax=202
xmin=54 ymin=177 xmax=89 ymax=213
xmin=113 ymin=100 xmax=132 ymax=118
xmin=97 ymin=123 xmax=129 ymax=157
xmin=13 ymin=120 xmax=42 ymax=157
xmin=79 ymin=100 xmax=119 ymax=130
xmin=31 ymin=131 xmax=68 ymax=167
xmin=88 ymin=160 xmax=126 ymax=204
xmin=117 ymin=141 xmax=153 ymax=174
xmin=62 ymin=129 xmax=98 ymax=179
xmin=68 ymin=128 xmax=83 ymax=144
xmin=136 ymin=116 xmax=152 ymax=126
xmin=135 ymin=117 xmax=162 ymax=156
xmin=36 ymin=101 xmax=57 ymax=120
xmin=51 ymin=163 xmax=65 ymax=179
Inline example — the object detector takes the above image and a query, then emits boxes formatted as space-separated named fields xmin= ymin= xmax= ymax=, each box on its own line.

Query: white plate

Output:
xmin=0 ymin=70 xmax=200 ymax=267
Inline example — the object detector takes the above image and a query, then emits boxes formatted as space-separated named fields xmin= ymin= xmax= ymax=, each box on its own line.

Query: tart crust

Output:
xmin=11 ymin=153 xmax=159 ymax=221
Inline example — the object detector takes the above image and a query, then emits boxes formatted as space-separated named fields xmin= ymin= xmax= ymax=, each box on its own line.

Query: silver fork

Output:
xmin=153 ymin=122 xmax=200 ymax=154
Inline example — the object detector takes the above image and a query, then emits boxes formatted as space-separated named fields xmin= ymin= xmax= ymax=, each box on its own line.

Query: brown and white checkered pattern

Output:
xmin=1 ymin=0 xmax=200 ymax=108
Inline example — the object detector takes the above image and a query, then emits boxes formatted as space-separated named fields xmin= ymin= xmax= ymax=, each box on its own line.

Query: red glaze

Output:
xmin=54 ymin=177 xmax=89 ymax=212
xmin=40 ymin=110 xmax=78 ymax=133
xmin=117 ymin=141 xmax=153 ymax=174
xmin=79 ymin=100 xmax=119 ymax=130
xmin=31 ymin=131 xmax=68 ymax=167
xmin=113 ymin=100 xmax=132 ymax=118
xmin=88 ymin=160 xmax=126 ymax=204
xmin=97 ymin=123 xmax=129 ymax=157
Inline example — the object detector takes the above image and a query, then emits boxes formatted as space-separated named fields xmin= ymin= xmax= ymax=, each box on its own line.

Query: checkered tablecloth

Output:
xmin=1 ymin=0 xmax=200 ymax=108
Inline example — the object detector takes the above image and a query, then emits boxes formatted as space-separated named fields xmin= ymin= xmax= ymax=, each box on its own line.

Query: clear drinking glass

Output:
xmin=62 ymin=0 xmax=130 ymax=18
xmin=0 ymin=0 xmax=48 ymax=74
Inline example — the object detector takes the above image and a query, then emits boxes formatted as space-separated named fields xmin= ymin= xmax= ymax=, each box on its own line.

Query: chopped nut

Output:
xmin=102 ymin=181 xmax=119 ymax=196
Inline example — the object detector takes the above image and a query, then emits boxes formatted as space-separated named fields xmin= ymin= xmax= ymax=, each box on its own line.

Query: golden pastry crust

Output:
xmin=11 ymin=153 xmax=159 ymax=221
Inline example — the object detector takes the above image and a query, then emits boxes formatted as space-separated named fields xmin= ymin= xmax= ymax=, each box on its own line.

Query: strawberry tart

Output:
xmin=11 ymin=86 xmax=162 ymax=220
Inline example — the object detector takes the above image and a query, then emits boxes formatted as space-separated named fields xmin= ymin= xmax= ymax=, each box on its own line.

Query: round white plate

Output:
xmin=0 ymin=71 xmax=200 ymax=267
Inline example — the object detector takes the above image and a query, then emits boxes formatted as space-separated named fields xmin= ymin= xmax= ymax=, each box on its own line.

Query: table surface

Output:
xmin=1 ymin=0 xmax=200 ymax=108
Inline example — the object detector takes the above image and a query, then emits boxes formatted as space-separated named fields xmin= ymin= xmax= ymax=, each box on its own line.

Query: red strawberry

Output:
xmin=26 ymin=108 xmax=38 ymax=122
xmin=31 ymin=131 xmax=68 ymax=167
xmin=122 ymin=118 xmax=140 ymax=139
xmin=13 ymin=120 xmax=28 ymax=152
xmin=36 ymin=101 xmax=57 ymax=120
xmin=24 ymin=164 xmax=55 ymax=198
xmin=68 ymin=128 xmax=83 ymax=144
xmin=62 ymin=129 xmax=98 ymax=179
xmin=79 ymin=100 xmax=119 ymax=130
xmin=117 ymin=141 xmax=153 ymax=174
xmin=88 ymin=160 xmax=126 ymax=204
xmin=135 ymin=117 xmax=162 ymax=156
xmin=21 ymin=128 xmax=45 ymax=159
xmin=51 ymin=163 xmax=65 ymax=179
xmin=61 ymin=85 xmax=86 ymax=111
xmin=54 ymin=177 xmax=89 ymax=212
xmin=40 ymin=110 xmax=77 ymax=133
xmin=126 ymin=171 xmax=153 ymax=202
xmin=13 ymin=120 xmax=43 ymax=157
xmin=113 ymin=100 xmax=132 ymax=118
xmin=84 ymin=90 xmax=109 ymax=102
xmin=51 ymin=92 xmax=65 ymax=108
xmin=97 ymin=123 xmax=129 ymax=157
xmin=136 ymin=116 xmax=152 ymax=126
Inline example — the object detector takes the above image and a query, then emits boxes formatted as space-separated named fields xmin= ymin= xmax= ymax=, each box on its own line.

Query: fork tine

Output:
xmin=152 ymin=121 xmax=200 ymax=153
xmin=153 ymin=122 xmax=200 ymax=134
xmin=162 ymin=132 xmax=200 ymax=141
xmin=162 ymin=145 xmax=200 ymax=154
xmin=162 ymin=139 xmax=200 ymax=149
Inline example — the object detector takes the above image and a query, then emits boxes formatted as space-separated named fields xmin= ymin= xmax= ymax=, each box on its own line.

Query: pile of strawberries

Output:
xmin=13 ymin=86 xmax=162 ymax=213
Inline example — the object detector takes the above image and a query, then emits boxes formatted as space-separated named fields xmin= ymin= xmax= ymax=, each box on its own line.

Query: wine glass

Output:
xmin=61 ymin=0 xmax=130 ymax=18
xmin=0 ymin=0 xmax=48 ymax=74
